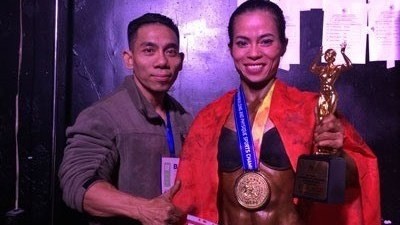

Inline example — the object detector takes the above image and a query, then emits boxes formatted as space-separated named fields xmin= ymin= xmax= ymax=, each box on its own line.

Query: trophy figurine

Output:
xmin=293 ymin=42 xmax=352 ymax=203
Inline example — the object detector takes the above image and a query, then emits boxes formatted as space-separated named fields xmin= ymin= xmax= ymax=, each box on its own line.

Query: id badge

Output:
xmin=161 ymin=157 xmax=179 ymax=193
xmin=187 ymin=215 xmax=218 ymax=225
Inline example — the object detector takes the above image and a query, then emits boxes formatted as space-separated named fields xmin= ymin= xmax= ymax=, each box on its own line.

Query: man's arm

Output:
xmin=59 ymin=106 xmax=182 ymax=224
xmin=83 ymin=181 xmax=182 ymax=224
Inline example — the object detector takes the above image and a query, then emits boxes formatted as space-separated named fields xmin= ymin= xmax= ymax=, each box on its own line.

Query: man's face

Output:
xmin=124 ymin=23 xmax=183 ymax=96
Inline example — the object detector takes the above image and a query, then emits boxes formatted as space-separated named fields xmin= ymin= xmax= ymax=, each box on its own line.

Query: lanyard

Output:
xmin=165 ymin=110 xmax=176 ymax=157
xmin=233 ymin=81 xmax=276 ymax=171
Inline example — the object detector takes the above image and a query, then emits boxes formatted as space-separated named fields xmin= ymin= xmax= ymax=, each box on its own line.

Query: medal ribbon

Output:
xmin=165 ymin=110 xmax=176 ymax=157
xmin=234 ymin=81 xmax=276 ymax=171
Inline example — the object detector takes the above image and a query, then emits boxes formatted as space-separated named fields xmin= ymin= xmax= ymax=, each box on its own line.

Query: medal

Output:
xmin=234 ymin=171 xmax=271 ymax=210
xmin=233 ymin=82 xmax=276 ymax=209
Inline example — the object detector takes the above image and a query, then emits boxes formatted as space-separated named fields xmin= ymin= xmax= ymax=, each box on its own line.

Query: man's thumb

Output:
xmin=164 ymin=180 xmax=181 ymax=200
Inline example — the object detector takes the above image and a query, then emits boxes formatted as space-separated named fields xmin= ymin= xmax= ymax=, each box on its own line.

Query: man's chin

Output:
xmin=152 ymin=85 xmax=173 ymax=93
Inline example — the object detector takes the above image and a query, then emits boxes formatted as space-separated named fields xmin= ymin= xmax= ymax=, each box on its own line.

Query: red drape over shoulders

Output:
xmin=173 ymin=80 xmax=380 ymax=225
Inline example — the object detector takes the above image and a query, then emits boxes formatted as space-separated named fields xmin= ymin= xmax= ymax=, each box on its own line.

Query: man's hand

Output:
xmin=314 ymin=114 xmax=344 ymax=152
xmin=137 ymin=181 xmax=183 ymax=225
xmin=83 ymin=180 xmax=184 ymax=225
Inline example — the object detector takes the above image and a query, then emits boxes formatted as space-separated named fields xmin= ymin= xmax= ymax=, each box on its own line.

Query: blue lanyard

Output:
xmin=233 ymin=86 xmax=258 ymax=171
xmin=165 ymin=111 xmax=176 ymax=157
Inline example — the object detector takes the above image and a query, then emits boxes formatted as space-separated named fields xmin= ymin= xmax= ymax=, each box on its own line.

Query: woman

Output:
xmin=173 ymin=1 xmax=380 ymax=225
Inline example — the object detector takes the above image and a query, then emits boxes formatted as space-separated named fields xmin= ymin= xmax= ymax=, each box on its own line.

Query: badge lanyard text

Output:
xmin=234 ymin=82 xmax=276 ymax=171
xmin=165 ymin=111 xmax=176 ymax=157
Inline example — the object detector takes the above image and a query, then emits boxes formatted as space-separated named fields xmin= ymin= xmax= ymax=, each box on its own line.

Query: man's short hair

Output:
xmin=127 ymin=13 xmax=180 ymax=47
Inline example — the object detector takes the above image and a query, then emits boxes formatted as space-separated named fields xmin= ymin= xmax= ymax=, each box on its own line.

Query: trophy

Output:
xmin=293 ymin=42 xmax=352 ymax=203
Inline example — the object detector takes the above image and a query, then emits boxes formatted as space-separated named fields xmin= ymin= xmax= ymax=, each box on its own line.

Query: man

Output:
xmin=59 ymin=13 xmax=192 ymax=225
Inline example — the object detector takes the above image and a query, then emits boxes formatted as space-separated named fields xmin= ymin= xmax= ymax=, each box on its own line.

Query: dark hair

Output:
xmin=127 ymin=13 xmax=180 ymax=47
xmin=228 ymin=0 xmax=287 ymax=47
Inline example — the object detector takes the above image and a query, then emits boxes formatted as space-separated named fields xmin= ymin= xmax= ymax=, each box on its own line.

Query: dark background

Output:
xmin=1 ymin=0 xmax=399 ymax=225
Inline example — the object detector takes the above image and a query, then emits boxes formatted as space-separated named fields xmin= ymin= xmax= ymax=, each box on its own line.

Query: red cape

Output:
xmin=173 ymin=80 xmax=380 ymax=225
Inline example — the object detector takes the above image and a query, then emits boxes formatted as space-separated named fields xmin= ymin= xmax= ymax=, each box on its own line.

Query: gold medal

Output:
xmin=234 ymin=171 xmax=271 ymax=210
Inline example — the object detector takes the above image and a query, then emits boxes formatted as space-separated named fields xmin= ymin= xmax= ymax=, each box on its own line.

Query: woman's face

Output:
xmin=230 ymin=10 xmax=286 ymax=88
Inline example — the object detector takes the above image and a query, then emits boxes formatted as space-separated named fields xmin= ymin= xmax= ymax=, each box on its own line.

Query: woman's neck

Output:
xmin=241 ymin=78 xmax=276 ymax=105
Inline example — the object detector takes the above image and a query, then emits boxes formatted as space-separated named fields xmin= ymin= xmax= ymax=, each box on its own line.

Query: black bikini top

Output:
xmin=218 ymin=127 xmax=291 ymax=172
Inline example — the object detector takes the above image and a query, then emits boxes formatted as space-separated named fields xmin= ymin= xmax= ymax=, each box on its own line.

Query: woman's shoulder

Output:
xmin=199 ymin=90 xmax=236 ymax=113
xmin=275 ymin=80 xmax=317 ymax=100
xmin=190 ymin=90 xmax=236 ymax=126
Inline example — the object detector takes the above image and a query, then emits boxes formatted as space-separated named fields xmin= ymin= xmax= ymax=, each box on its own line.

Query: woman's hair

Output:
xmin=228 ymin=0 xmax=287 ymax=47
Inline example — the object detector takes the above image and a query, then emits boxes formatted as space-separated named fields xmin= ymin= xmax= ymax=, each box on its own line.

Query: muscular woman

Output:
xmin=173 ymin=1 xmax=380 ymax=225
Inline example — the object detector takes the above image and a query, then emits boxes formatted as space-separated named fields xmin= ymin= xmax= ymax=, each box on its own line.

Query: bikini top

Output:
xmin=218 ymin=126 xmax=291 ymax=172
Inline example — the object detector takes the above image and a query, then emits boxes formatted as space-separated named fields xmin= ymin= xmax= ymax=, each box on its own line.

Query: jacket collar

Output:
xmin=122 ymin=75 xmax=188 ymax=123
xmin=123 ymin=75 xmax=162 ymax=122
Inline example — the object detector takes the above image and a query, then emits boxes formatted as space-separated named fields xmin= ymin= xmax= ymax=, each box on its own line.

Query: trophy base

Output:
xmin=293 ymin=154 xmax=346 ymax=203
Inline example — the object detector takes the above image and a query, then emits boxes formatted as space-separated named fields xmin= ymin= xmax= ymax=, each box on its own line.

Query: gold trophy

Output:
xmin=293 ymin=42 xmax=352 ymax=203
